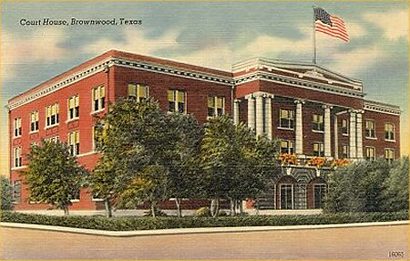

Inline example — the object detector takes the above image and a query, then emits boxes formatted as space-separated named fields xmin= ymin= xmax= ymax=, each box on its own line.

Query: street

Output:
xmin=1 ymin=224 xmax=408 ymax=259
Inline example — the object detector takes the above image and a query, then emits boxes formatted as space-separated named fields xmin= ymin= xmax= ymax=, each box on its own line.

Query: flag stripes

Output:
xmin=314 ymin=8 xmax=349 ymax=42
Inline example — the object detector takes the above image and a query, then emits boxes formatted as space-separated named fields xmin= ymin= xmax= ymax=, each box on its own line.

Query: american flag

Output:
xmin=314 ymin=7 xmax=349 ymax=42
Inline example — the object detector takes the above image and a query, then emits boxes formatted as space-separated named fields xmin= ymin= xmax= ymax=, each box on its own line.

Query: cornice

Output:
xmin=7 ymin=57 xmax=234 ymax=111
xmin=234 ymin=71 xmax=364 ymax=99
xmin=364 ymin=100 xmax=401 ymax=116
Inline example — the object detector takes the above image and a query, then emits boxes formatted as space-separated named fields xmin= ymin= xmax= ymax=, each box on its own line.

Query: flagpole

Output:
xmin=312 ymin=5 xmax=317 ymax=65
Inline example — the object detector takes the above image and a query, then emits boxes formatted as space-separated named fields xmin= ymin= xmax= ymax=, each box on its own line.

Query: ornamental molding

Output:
xmin=234 ymin=71 xmax=365 ymax=99
xmin=232 ymin=57 xmax=363 ymax=90
xmin=7 ymin=57 xmax=234 ymax=111
xmin=364 ymin=100 xmax=401 ymax=116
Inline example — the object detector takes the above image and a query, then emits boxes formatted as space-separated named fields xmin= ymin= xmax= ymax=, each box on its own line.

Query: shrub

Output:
xmin=1 ymin=177 xmax=13 ymax=210
xmin=0 ymin=211 xmax=407 ymax=231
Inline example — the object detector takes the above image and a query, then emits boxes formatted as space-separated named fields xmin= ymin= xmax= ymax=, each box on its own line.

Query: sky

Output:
xmin=1 ymin=1 xmax=408 ymax=175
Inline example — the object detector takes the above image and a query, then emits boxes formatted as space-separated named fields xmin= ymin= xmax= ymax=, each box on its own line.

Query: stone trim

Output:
xmin=234 ymin=71 xmax=364 ymax=99
xmin=364 ymin=100 xmax=401 ymax=115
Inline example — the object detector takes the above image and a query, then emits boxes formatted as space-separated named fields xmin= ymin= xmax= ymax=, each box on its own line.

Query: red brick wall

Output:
xmin=362 ymin=110 xmax=400 ymax=159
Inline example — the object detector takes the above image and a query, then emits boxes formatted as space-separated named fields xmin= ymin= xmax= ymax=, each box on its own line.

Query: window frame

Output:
xmin=365 ymin=146 xmax=376 ymax=160
xmin=68 ymin=131 xmax=80 ymax=156
xmin=30 ymin=111 xmax=39 ymax=133
xmin=13 ymin=147 xmax=22 ymax=168
xmin=13 ymin=117 xmax=22 ymax=138
xmin=128 ymin=83 xmax=149 ymax=102
xmin=365 ymin=119 xmax=376 ymax=139
xmin=279 ymin=108 xmax=295 ymax=130
xmin=384 ymin=123 xmax=395 ymax=141
xmin=313 ymin=142 xmax=325 ymax=157
xmin=279 ymin=184 xmax=294 ymax=210
xmin=207 ymin=96 xmax=225 ymax=118
xmin=312 ymin=114 xmax=324 ymax=132
xmin=384 ymin=148 xmax=395 ymax=163
xmin=45 ymin=103 xmax=60 ymax=128
xmin=92 ymin=85 xmax=105 ymax=113
xmin=167 ymin=89 xmax=186 ymax=114
xmin=67 ymin=95 xmax=80 ymax=121
xmin=280 ymin=140 xmax=294 ymax=154
xmin=341 ymin=119 xmax=349 ymax=136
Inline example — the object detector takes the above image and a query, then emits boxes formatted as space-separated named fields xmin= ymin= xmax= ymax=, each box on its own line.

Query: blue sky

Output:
xmin=1 ymin=1 xmax=408 ymax=172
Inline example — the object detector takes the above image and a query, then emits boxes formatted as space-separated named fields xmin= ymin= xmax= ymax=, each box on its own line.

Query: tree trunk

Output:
xmin=211 ymin=198 xmax=220 ymax=218
xmin=256 ymin=198 xmax=260 ymax=215
xmin=229 ymin=198 xmax=235 ymax=216
xmin=210 ymin=199 xmax=216 ymax=217
xmin=104 ymin=198 xmax=112 ymax=218
xmin=151 ymin=201 xmax=156 ymax=218
xmin=63 ymin=206 xmax=69 ymax=216
xmin=175 ymin=197 xmax=182 ymax=218
xmin=239 ymin=200 xmax=244 ymax=214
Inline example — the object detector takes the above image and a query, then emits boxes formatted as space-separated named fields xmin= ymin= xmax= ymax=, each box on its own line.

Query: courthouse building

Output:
xmin=8 ymin=50 xmax=401 ymax=211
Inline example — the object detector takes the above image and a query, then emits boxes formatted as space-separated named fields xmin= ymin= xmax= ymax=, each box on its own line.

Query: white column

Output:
xmin=255 ymin=95 xmax=264 ymax=136
xmin=334 ymin=115 xmax=338 ymax=159
xmin=349 ymin=110 xmax=357 ymax=158
xmin=265 ymin=96 xmax=273 ymax=139
xmin=323 ymin=105 xmax=332 ymax=157
xmin=295 ymin=100 xmax=304 ymax=155
xmin=247 ymin=96 xmax=255 ymax=131
xmin=233 ymin=99 xmax=240 ymax=125
xmin=356 ymin=111 xmax=363 ymax=159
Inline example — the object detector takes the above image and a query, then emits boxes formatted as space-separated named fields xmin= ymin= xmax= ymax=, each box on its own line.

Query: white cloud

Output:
xmin=363 ymin=10 xmax=408 ymax=41
xmin=346 ymin=21 xmax=367 ymax=38
xmin=82 ymin=29 xmax=180 ymax=56
xmin=328 ymin=45 xmax=385 ymax=76
xmin=1 ymin=27 xmax=68 ymax=81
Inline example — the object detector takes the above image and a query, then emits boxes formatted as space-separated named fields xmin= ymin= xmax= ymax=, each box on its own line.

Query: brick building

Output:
xmin=7 ymin=50 xmax=401 ymax=211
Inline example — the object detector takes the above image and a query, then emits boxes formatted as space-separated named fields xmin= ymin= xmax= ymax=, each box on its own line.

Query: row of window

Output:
xmin=13 ymin=131 xmax=80 ymax=168
xmin=13 ymin=84 xmax=228 ymax=138
xmin=280 ymin=140 xmax=395 ymax=162
xmin=278 ymin=109 xmax=395 ymax=141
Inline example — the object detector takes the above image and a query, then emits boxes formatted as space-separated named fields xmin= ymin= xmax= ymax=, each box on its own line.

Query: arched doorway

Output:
xmin=275 ymin=176 xmax=297 ymax=210
xmin=306 ymin=177 xmax=327 ymax=209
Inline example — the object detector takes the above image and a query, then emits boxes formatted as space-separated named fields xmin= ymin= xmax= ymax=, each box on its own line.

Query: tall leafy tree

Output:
xmin=325 ymin=158 xmax=392 ymax=213
xmin=381 ymin=157 xmax=409 ymax=212
xmin=167 ymin=113 xmax=203 ymax=217
xmin=1 ymin=176 xmax=13 ymax=210
xmin=90 ymin=98 xmax=177 ymax=217
xmin=200 ymin=116 xmax=280 ymax=217
xmin=23 ymin=141 xmax=87 ymax=215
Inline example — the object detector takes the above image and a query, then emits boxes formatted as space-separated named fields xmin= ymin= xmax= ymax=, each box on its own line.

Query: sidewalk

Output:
xmin=1 ymin=220 xmax=407 ymax=237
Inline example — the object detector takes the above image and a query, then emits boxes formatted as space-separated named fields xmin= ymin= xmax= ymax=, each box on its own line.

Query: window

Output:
xmin=365 ymin=120 xmax=376 ymax=138
xmin=280 ymin=184 xmax=293 ymax=209
xmin=312 ymin=114 xmax=324 ymax=132
xmin=46 ymin=103 xmax=59 ymax=127
xmin=30 ymin=111 xmax=39 ymax=132
xmin=341 ymin=119 xmax=348 ymax=135
xmin=12 ymin=180 xmax=21 ymax=203
xmin=313 ymin=142 xmax=324 ymax=157
xmin=168 ymin=90 xmax=186 ymax=113
xmin=92 ymin=85 xmax=105 ymax=112
xmin=128 ymin=83 xmax=149 ymax=102
xmin=207 ymin=96 xmax=225 ymax=117
xmin=385 ymin=149 xmax=394 ymax=163
xmin=279 ymin=109 xmax=294 ymax=129
xmin=341 ymin=145 xmax=349 ymax=159
xmin=314 ymin=184 xmax=327 ymax=209
xmin=365 ymin=147 xmax=376 ymax=160
xmin=68 ymin=131 xmax=80 ymax=156
xmin=45 ymin=136 xmax=59 ymax=143
xmin=14 ymin=147 xmax=22 ymax=167
xmin=68 ymin=95 xmax=80 ymax=120
xmin=385 ymin=123 xmax=395 ymax=141
xmin=14 ymin=118 xmax=22 ymax=137
xmin=280 ymin=140 xmax=294 ymax=154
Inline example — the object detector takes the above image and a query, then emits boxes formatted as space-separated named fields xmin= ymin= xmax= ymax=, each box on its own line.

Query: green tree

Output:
xmin=325 ymin=158 xmax=392 ymax=213
xmin=200 ymin=116 xmax=280 ymax=217
xmin=22 ymin=141 xmax=87 ymax=215
xmin=381 ymin=157 xmax=409 ymax=212
xmin=167 ymin=113 xmax=203 ymax=217
xmin=91 ymin=98 xmax=177 ymax=217
xmin=1 ymin=176 xmax=13 ymax=210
